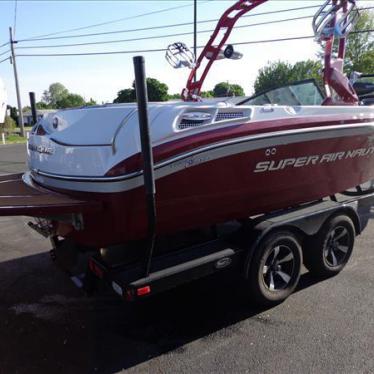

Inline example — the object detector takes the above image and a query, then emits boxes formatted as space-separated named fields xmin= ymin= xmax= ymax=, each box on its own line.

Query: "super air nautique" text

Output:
xmin=254 ymin=146 xmax=374 ymax=173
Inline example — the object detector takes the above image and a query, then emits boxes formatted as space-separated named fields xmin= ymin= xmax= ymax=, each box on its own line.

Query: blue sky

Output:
xmin=0 ymin=0 xmax=372 ymax=107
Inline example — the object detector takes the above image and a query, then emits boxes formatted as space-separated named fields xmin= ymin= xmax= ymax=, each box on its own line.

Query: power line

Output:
xmin=0 ymin=41 xmax=10 ymax=49
xmin=15 ymin=15 xmax=314 ymax=50
xmin=21 ymin=0 xmax=212 ymax=41
xmin=231 ymin=28 xmax=374 ymax=46
xmin=17 ymin=4 xmax=325 ymax=43
xmin=0 ymin=49 xmax=10 ymax=57
xmin=0 ymin=56 xmax=10 ymax=64
xmin=17 ymin=47 xmax=167 ymax=57
xmin=17 ymin=31 xmax=195 ymax=49
xmin=15 ymin=29 xmax=373 ymax=58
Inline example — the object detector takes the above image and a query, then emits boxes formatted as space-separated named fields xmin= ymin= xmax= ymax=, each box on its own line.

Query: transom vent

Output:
xmin=178 ymin=119 xmax=205 ymax=129
xmin=215 ymin=111 xmax=244 ymax=121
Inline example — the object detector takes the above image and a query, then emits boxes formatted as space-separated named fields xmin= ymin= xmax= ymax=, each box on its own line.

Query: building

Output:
xmin=23 ymin=109 xmax=56 ymax=125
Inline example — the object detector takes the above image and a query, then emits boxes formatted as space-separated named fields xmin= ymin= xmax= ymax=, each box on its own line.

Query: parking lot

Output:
xmin=0 ymin=144 xmax=373 ymax=374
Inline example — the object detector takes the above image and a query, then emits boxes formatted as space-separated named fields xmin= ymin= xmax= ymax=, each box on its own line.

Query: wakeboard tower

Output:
xmin=165 ymin=0 xmax=360 ymax=105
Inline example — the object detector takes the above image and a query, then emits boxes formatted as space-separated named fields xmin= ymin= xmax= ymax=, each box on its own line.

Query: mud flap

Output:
xmin=50 ymin=236 xmax=98 ymax=295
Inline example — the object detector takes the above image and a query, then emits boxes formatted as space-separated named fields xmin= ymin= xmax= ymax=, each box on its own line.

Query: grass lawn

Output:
xmin=1 ymin=127 xmax=31 ymax=144
xmin=1 ymin=134 xmax=27 ymax=144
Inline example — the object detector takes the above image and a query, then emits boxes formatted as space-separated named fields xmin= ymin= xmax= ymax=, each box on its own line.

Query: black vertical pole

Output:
xmin=193 ymin=0 xmax=197 ymax=82
xmin=29 ymin=92 xmax=37 ymax=125
xmin=133 ymin=56 xmax=157 ymax=277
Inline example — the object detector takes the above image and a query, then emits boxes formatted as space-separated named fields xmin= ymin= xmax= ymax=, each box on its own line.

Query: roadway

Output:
xmin=0 ymin=144 xmax=373 ymax=374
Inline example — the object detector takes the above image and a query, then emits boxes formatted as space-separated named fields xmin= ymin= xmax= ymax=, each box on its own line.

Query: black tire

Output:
xmin=247 ymin=231 xmax=302 ymax=306
xmin=304 ymin=215 xmax=355 ymax=277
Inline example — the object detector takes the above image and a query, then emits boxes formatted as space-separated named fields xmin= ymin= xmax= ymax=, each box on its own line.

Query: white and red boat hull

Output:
xmin=21 ymin=107 xmax=374 ymax=247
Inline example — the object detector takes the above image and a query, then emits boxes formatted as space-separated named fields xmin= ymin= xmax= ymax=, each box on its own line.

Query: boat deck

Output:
xmin=0 ymin=173 xmax=101 ymax=217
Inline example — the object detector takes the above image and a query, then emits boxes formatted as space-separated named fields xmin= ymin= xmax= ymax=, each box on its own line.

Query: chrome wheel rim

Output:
xmin=324 ymin=225 xmax=350 ymax=267
xmin=262 ymin=245 xmax=295 ymax=291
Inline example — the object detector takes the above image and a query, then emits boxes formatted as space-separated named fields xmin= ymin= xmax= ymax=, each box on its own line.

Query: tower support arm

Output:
xmin=183 ymin=0 xmax=268 ymax=101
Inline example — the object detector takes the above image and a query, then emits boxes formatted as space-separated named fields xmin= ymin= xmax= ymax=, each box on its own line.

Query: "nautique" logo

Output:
xmin=28 ymin=143 xmax=55 ymax=155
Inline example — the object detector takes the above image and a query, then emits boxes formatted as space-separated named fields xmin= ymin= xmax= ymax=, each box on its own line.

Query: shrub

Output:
xmin=1 ymin=115 xmax=16 ymax=133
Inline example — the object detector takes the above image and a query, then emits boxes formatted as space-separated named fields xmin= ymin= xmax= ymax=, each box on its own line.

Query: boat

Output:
xmin=1 ymin=0 xmax=374 ymax=251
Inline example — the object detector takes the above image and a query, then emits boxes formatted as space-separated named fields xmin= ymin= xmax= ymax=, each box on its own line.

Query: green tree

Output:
xmin=1 ymin=115 xmax=16 ymax=132
xmin=114 ymin=88 xmax=136 ymax=103
xmin=114 ymin=78 xmax=169 ymax=103
xmin=168 ymin=90 xmax=213 ymax=100
xmin=56 ymin=93 xmax=85 ymax=109
xmin=168 ymin=93 xmax=182 ymax=100
xmin=353 ymin=49 xmax=374 ymax=74
xmin=85 ymin=98 xmax=97 ymax=106
xmin=254 ymin=60 xmax=323 ymax=94
xmin=8 ymin=106 xmax=18 ymax=123
xmin=254 ymin=61 xmax=292 ymax=94
xmin=291 ymin=61 xmax=322 ymax=86
xmin=42 ymin=82 xmax=69 ymax=107
xmin=36 ymin=101 xmax=51 ymax=109
xmin=144 ymin=78 xmax=168 ymax=102
xmin=346 ymin=11 xmax=374 ymax=74
xmin=201 ymin=90 xmax=214 ymax=98
xmin=213 ymin=82 xmax=245 ymax=97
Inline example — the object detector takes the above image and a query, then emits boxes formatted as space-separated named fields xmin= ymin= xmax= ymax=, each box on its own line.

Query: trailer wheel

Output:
xmin=248 ymin=231 xmax=302 ymax=306
xmin=304 ymin=215 xmax=355 ymax=277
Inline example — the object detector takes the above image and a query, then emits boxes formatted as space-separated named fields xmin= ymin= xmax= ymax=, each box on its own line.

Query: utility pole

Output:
xmin=193 ymin=0 xmax=197 ymax=82
xmin=9 ymin=27 xmax=24 ymax=137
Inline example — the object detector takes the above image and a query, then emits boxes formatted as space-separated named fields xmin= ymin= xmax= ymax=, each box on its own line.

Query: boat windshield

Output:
xmin=353 ymin=75 xmax=374 ymax=97
xmin=237 ymin=79 xmax=325 ymax=106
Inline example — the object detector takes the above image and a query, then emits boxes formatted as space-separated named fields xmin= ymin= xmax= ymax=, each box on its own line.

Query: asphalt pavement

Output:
xmin=0 ymin=144 xmax=373 ymax=374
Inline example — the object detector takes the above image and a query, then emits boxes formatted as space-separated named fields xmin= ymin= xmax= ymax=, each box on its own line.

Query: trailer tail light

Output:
xmin=137 ymin=286 xmax=151 ymax=297
xmin=89 ymin=259 xmax=104 ymax=279
xmin=122 ymin=286 xmax=151 ymax=301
